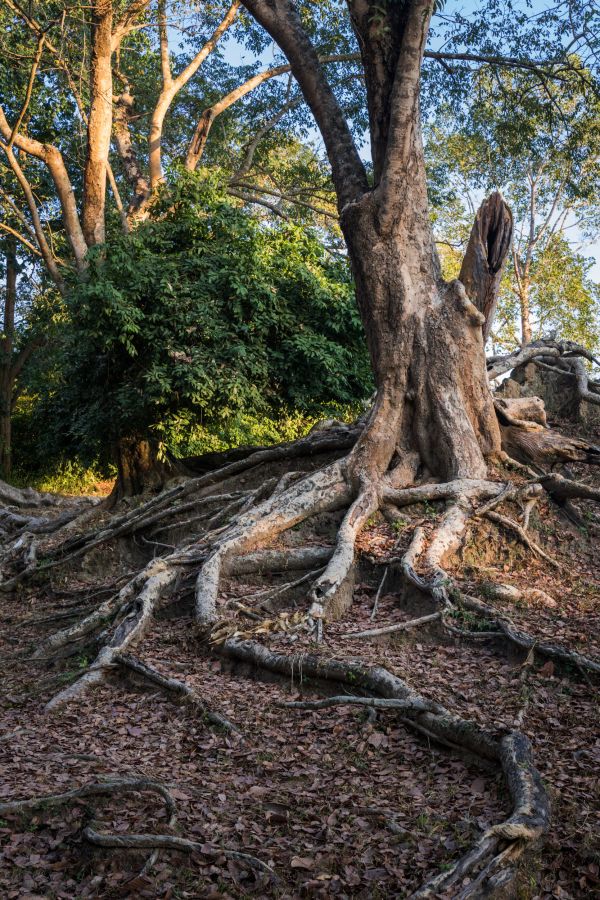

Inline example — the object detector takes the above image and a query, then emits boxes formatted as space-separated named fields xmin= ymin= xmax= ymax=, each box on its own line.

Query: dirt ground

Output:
xmin=0 ymin=437 xmax=598 ymax=898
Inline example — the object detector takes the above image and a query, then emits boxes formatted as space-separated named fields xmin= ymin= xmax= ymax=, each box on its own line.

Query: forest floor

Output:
xmin=0 ymin=421 xmax=598 ymax=899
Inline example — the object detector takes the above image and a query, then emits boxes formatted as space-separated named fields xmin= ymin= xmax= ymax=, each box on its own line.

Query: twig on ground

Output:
xmin=343 ymin=612 xmax=441 ymax=639
xmin=370 ymin=566 xmax=388 ymax=620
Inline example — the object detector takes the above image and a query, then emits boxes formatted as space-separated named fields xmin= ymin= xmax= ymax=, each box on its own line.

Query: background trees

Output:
xmin=426 ymin=68 xmax=600 ymax=350
xmin=34 ymin=175 xmax=370 ymax=489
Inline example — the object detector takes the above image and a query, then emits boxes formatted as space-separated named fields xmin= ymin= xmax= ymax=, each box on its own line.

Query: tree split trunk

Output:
xmin=337 ymin=126 xmax=510 ymax=487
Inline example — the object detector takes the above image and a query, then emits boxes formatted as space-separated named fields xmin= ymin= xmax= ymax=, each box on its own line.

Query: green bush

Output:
xmin=28 ymin=169 xmax=371 ymax=468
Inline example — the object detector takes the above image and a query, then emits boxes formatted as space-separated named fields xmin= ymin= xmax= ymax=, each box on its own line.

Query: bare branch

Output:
xmin=185 ymin=53 xmax=358 ymax=171
xmin=240 ymin=0 xmax=368 ymax=210
xmin=111 ymin=0 xmax=152 ymax=52
xmin=0 ymin=143 xmax=64 ymax=289
xmin=148 ymin=1 xmax=240 ymax=191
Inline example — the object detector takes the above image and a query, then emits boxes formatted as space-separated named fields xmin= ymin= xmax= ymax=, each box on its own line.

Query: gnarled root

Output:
xmin=392 ymin=499 xmax=600 ymax=677
xmin=0 ymin=776 xmax=276 ymax=885
xmin=115 ymin=652 xmax=239 ymax=734
xmin=44 ymin=555 xmax=184 ymax=710
xmin=195 ymin=461 xmax=352 ymax=627
xmin=221 ymin=638 xmax=550 ymax=897
xmin=0 ymin=424 xmax=358 ymax=593
xmin=307 ymin=486 xmax=379 ymax=633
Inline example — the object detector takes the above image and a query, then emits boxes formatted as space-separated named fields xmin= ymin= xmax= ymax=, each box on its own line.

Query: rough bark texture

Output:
xmin=113 ymin=89 xmax=150 ymax=214
xmin=342 ymin=188 xmax=501 ymax=485
xmin=82 ymin=0 xmax=113 ymax=247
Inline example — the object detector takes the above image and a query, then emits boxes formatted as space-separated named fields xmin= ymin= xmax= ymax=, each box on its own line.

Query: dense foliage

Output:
xmin=21 ymin=173 xmax=370 ymax=469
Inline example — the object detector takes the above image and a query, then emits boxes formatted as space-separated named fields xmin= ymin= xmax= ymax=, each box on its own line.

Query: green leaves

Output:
xmin=37 ymin=172 xmax=371 ymax=463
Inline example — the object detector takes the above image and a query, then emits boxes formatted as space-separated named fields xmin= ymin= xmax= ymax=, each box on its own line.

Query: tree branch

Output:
xmin=377 ymin=0 xmax=433 ymax=219
xmin=240 ymin=0 xmax=368 ymax=210
xmin=148 ymin=1 xmax=240 ymax=191
xmin=185 ymin=52 xmax=359 ymax=171
xmin=111 ymin=0 xmax=152 ymax=52
xmin=0 ymin=142 xmax=64 ymax=289
xmin=0 ymin=220 xmax=42 ymax=258
xmin=7 ymin=31 xmax=45 ymax=152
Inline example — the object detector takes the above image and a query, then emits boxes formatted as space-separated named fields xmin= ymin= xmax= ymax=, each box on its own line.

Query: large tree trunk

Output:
xmin=340 ymin=137 xmax=501 ymax=487
xmin=241 ymin=0 xmax=504 ymax=491
xmin=112 ymin=436 xmax=178 ymax=500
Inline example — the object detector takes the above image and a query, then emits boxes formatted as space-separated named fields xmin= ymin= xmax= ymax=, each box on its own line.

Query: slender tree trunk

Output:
xmin=0 ymin=407 xmax=12 ymax=478
xmin=520 ymin=280 xmax=533 ymax=345
xmin=113 ymin=88 xmax=151 ymax=215
xmin=0 ymin=237 xmax=17 ymax=477
xmin=82 ymin=0 xmax=113 ymax=247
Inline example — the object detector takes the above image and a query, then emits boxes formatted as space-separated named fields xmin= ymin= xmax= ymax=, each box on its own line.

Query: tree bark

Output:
xmin=147 ymin=0 xmax=240 ymax=194
xmin=82 ymin=0 xmax=113 ymax=247
xmin=342 ymin=193 xmax=501 ymax=485
xmin=113 ymin=88 xmax=151 ymax=215
xmin=112 ymin=436 xmax=182 ymax=500
xmin=458 ymin=191 xmax=513 ymax=343
xmin=520 ymin=281 xmax=533 ymax=345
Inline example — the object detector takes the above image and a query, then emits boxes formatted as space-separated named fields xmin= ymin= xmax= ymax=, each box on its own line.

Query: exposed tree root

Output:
xmin=0 ymin=776 xmax=276 ymax=885
xmin=487 ymin=338 xmax=599 ymax=382
xmin=541 ymin=472 xmax=600 ymax=503
xmin=115 ymin=652 xmax=239 ymax=733
xmin=392 ymin=501 xmax=600 ymax=677
xmin=7 ymin=413 xmax=598 ymax=893
xmin=485 ymin=510 xmax=562 ymax=569
xmin=343 ymin=611 xmax=442 ymax=639
xmin=0 ymin=479 xmax=60 ymax=509
xmin=308 ymin=486 xmax=378 ymax=634
xmin=0 ymin=777 xmax=176 ymax=819
xmin=0 ymin=424 xmax=358 ymax=592
xmin=220 ymin=638 xmax=550 ymax=897
xmin=459 ymin=593 xmax=600 ymax=676
xmin=195 ymin=461 xmax=351 ymax=626
xmin=44 ymin=556 xmax=183 ymax=709
xmin=82 ymin=828 xmax=279 ymax=882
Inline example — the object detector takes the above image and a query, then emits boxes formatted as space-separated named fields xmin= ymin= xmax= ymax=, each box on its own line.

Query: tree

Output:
xmin=3 ymin=8 xmax=600 ymax=896
xmin=0 ymin=236 xmax=50 ymax=476
xmin=0 ymin=0 xmax=360 ymax=483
